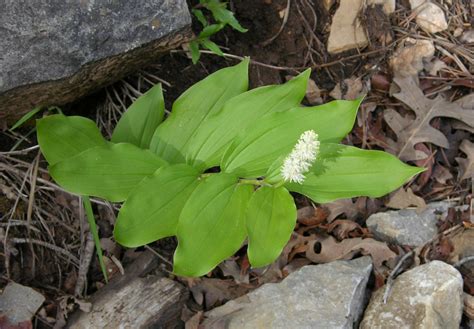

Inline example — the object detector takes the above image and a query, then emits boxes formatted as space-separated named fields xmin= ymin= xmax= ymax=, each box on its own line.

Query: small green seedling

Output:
xmin=36 ymin=59 xmax=423 ymax=277
xmin=190 ymin=0 xmax=247 ymax=63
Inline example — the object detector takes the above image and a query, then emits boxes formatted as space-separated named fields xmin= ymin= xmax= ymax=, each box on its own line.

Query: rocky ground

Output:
xmin=0 ymin=0 xmax=473 ymax=328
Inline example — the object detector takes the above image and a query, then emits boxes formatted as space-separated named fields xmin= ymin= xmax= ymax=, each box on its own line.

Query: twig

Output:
xmin=383 ymin=250 xmax=414 ymax=303
xmin=0 ymin=145 xmax=40 ymax=155
xmin=11 ymin=237 xmax=80 ymax=265
xmin=261 ymin=0 xmax=291 ymax=46
xmin=454 ymin=256 xmax=474 ymax=268
xmin=74 ymin=232 xmax=95 ymax=297
xmin=383 ymin=224 xmax=464 ymax=302
xmin=144 ymin=245 xmax=173 ymax=266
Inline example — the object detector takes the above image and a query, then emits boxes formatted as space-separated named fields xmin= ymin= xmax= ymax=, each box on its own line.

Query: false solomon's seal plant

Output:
xmin=36 ymin=59 xmax=423 ymax=277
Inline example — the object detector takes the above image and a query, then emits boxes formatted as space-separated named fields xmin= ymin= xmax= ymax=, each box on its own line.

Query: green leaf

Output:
xmin=246 ymin=186 xmax=296 ymax=268
xmin=150 ymin=59 xmax=249 ymax=164
xmin=111 ymin=83 xmax=165 ymax=149
xmin=37 ymin=114 xmax=107 ymax=165
xmin=10 ymin=107 xmax=42 ymax=131
xmin=186 ymin=70 xmax=311 ymax=169
xmin=203 ymin=0 xmax=248 ymax=32
xmin=114 ymin=164 xmax=200 ymax=247
xmin=173 ymin=173 xmax=253 ymax=277
xmin=287 ymin=143 xmax=425 ymax=203
xmin=192 ymin=8 xmax=208 ymax=27
xmin=221 ymin=98 xmax=361 ymax=178
xmin=200 ymin=38 xmax=224 ymax=56
xmin=49 ymin=143 xmax=167 ymax=202
xmin=189 ymin=41 xmax=201 ymax=64
xmin=199 ymin=23 xmax=225 ymax=38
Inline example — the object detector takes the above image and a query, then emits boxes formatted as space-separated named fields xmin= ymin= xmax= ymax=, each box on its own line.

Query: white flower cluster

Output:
xmin=281 ymin=130 xmax=320 ymax=184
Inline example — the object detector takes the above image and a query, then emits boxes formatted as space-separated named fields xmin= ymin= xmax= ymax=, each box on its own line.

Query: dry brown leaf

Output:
xmin=324 ymin=199 xmax=361 ymax=222
xmin=389 ymin=38 xmax=434 ymax=77
xmin=185 ymin=311 xmax=203 ymax=329
xmin=296 ymin=206 xmax=327 ymax=226
xmin=189 ymin=278 xmax=249 ymax=310
xmin=327 ymin=219 xmax=364 ymax=239
xmin=305 ymin=234 xmax=397 ymax=271
xmin=432 ymin=164 xmax=454 ymax=184
xmin=329 ymin=76 xmax=369 ymax=100
xmin=218 ymin=259 xmax=249 ymax=284
xmin=384 ymin=76 xmax=474 ymax=161
xmin=447 ymin=228 xmax=474 ymax=264
xmin=456 ymin=139 xmax=474 ymax=181
xmin=386 ymin=187 xmax=426 ymax=210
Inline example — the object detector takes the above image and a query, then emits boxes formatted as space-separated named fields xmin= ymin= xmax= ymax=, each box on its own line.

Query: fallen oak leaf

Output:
xmin=323 ymin=198 xmax=363 ymax=222
xmin=432 ymin=164 xmax=453 ymax=184
xmin=218 ymin=259 xmax=249 ymax=284
xmin=386 ymin=187 xmax=426 ymax=210
xmin=296 ymin=206 xmax=328 ymax=226
xmin=327 ymin=219 xmax=364 ymax=239
xmin=384 ymin=76 xmax=474 ymax=161
xmin=189 ymin=278 xmax=250 ymax=310
xmin=456 ymin=139 xmax=474 ymax=181
xmin=305 ymin=234 xmax=397 ymax=271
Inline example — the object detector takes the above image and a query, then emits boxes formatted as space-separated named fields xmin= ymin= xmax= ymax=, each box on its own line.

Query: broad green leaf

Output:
xmin=10 ymin=107 xmax=42 ymax=131
xmin=186 ymin=70 xmax=311 ymax=169
xmin=150 ymin=59 xmax=249 ymax=163
xmin=287 ymin=144 xmax=425 ymax=203
xmin=246 ymin=186 xmax=296 ymax=268
xmin=49 ymin=143 xmax=167 ymax=202
xmin=37 ymin=114 xmax=107 ymax=165
xmin=221 ymin=99 xmax=361 ymax=178
xmin=111 ymin=84 xmax=165 ymax=149
xmin=173 ymin=173 xmax=253 ymax=277
xmin=201 ymin=38 xmax=224 ymax=56
xmin=114 ymin=164 xmax=200 ymax=247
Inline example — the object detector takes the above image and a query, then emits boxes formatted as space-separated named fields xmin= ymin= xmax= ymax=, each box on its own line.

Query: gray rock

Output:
xmin=0 ymin=0 xmax=192 ymax=122
xmin=366 ymin=202 xmax=454 ymax=247
xmin=327 ymin=0 xmax=368 ymax=54
xmin=360 ymin=261 xmax=463 ymax=329
xmin=0 ymin=282 xmax=45 ymax=325
xmin=203 ymin=257 xmax=373 ymax=329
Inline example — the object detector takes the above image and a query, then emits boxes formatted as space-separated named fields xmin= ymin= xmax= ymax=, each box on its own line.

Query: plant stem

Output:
xmin=82 ymin=196 xmax=108 ymax=283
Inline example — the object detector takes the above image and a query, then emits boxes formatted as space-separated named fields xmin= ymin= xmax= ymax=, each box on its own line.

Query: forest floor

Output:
xmin=0 ymin=0 xmax=472 ymax=328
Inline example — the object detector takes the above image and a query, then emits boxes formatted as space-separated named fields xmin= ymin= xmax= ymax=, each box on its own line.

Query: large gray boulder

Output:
xmin=0 ymin=0 xmax=192 ymax=122
xmin=203 ymin=257 xmax=373 ymax=329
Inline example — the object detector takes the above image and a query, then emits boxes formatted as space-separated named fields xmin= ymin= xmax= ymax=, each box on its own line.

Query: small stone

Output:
xmin=366 ymin=201 xmax=453 ymax=247
xmin=327 ymin=0 xmax=368 ymax=54
xmin=0 ymin=282 xmax=45 ymax=325
xmin=460 ymin=30 xmax=474 ymax=43
xmin=360 ymin=261 xmax=463 ymax=329
xmin=389 ymin=38 xmax=435 ymax=77
xmin=306 ymin=79 xmax=323 ymax=105
xmin=415 ymin=2 xmax=448 ymax=33
xmin=203 ymin=257 xmax=373 ymax=329
xmin=409 ymin=0 xmax=427 ymax=9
